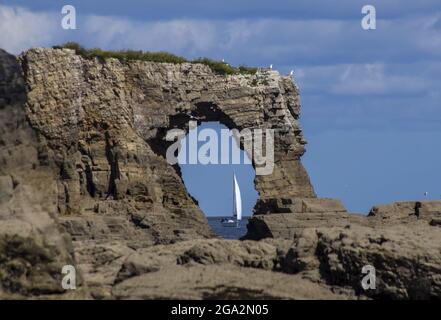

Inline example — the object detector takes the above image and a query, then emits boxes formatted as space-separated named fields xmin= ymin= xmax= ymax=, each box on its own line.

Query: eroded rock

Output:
xmin=1 ymin=47 xmax=440 ymax=300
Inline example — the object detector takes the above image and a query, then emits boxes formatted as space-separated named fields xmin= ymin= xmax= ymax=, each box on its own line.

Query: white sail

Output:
xmin=233 ymin=173 xmax=242 ymax=221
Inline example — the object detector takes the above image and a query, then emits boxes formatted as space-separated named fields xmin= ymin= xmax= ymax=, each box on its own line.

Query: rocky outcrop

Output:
xmin=69 ymin=238 xmax=353 ymax=299
xmin=73 ymin=230 xmax=440 ymax=299
xmin=110 ymin=239 xmax=352 ymax=300
xmin=244 ymin=198 xmax=352 ymax=240
xmin=368 ymin=200 xmax=441 ymax=225
xmin=18 ymin=48 xmax=217 ymax=245
xmin=1 ymin=47 xmax=317 ymax=247
xmin=241 ymin=199 xmax=441 ymax=299
xmin=290 ymin=224 xmax=440 ymax=299
xmin=244 ymin=199 xmax=441 ymax=240
xmin=20 ymin=47 xmax=315 ymax=225
xmin=315 ymin=224 xmax=441 ymax=299
xmin=1 ymin=47 xmax=440 ymax=300
xmin=0 ymin=47 xmax=317 ymax=298
xmin=0 ymin=49 xmax=85 ymax=298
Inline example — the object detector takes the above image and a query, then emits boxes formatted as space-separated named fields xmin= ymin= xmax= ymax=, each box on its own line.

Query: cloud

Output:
xmin=78 ymin=14 xmax=441 ymax=67
xmin=332 ymin=64 xmax=431 ymax=95
xmin=81 ymin=16 xmax=222 ymax=56
xmin=414 ymin=13 xmax=441 ymax=53
xmin=295 ymin=61 xmax=441 ymax=97
xmin=1 ymin=4 xmax=440 ymax=65
xmin=295 ymin=63 xmax=432 ymax=96
xmin=0 ymin=5 xmax=60 ymax=54
xmin=2 ymin=0 xmax=440 ymax=21
xmin=295 ymin=60 xmax=441 ymax=133
xmin=0 ymin=3 xmax=440 ymax=134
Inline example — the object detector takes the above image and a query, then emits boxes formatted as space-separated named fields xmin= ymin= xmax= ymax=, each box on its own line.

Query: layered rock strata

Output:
xmin=0 ymin=47 xmax=440 ymax=299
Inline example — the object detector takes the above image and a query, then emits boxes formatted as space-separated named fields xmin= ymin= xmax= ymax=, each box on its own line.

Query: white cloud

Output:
xmin=0 ymin=4 xmax=439 ymax=121
xmin=0 ymin=5 xmax=60 ymax=54
xmin=1 ymin=4 xmax=440 ymax=64
xmin=330 ymin=64 xmax=431 ymax=95
xmin=82 ymin=16 xmax=221 ymax=55
xmin=414 ymin=13 xmax=441 ymax=53
xmin=295 ymin=62 xmax=436 ymax=96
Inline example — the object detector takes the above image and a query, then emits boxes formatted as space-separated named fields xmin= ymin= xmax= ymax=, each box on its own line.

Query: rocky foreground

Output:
xmin=0 ymin=48 xmax=440 ymax=299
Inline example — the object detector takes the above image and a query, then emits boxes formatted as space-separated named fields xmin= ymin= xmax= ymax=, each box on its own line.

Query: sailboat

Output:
xmin=221 ymin=173 xmax=242 ymax=227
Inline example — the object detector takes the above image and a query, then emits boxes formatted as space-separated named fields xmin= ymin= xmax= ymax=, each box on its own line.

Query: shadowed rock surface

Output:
xmin=0 ymin=47 xmax=440 ymax=299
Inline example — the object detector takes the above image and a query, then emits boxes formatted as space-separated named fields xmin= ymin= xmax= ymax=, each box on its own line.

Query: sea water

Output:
xmin=207 ymin=216 xmax=249 ymax=239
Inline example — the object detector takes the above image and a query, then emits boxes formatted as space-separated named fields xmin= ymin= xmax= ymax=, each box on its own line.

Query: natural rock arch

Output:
xmin=2 ymin=47 xmax=316 ymax=245
xmin=3 ymin=48 xmax=441 ymax=300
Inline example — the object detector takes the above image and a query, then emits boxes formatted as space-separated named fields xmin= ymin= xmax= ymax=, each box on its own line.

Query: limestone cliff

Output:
xmin=17 ymin=48 xmax=314 ymax=242
xmin=0 ymin=47 xmax=440 ymax=300
xmin=0 ymin=47 xmax=315 ymax=298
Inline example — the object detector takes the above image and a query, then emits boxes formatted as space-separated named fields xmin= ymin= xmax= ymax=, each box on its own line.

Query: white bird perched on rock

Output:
xmin=269 ymin=64 xmax=273 ymax=70
xmin=424 ymin=191 xmax=429 ymax=197
xmin=289 ymin=70 xmax=294 ymax=77
xmin=221 ymin=58 xmax=225 ymax=63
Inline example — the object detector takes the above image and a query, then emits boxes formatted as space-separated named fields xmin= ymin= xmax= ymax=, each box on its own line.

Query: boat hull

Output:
xmin=221 ymin=220 xmax=240 ymax=227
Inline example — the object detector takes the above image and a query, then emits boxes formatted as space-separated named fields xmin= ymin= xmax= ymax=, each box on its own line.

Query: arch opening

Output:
xmin=177 ymin=121 xmax=259 ymax=239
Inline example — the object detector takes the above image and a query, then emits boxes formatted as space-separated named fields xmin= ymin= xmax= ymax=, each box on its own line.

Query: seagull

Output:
xmin=269 ymin=64 xmax=273 ymax=70
xmin=289 ymin=70 xmax=294 ymax=77
xmin=424 ymin=191 xmax=429 ymax=197
xmin=221 ymin=59 xmax=225 ymax=63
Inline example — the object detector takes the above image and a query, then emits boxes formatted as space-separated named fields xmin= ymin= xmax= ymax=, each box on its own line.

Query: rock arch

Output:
xmin=2 ymin=47 xmax=316 ymax=245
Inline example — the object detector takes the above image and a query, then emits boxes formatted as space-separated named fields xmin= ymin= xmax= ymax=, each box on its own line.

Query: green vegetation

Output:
xmin=238 ymin=65 xmax=259 ymax=75
xmin=192 ymin=57 xmax=238 ymax=75
xmin=53 ymin=42 xmax=258 ymax=75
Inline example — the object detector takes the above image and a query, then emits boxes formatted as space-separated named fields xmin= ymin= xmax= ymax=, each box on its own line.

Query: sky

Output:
xmin=0 ymin=0 xmax=440 ymax=214
xmin=178 ymin=122 xmax=259 ymax=217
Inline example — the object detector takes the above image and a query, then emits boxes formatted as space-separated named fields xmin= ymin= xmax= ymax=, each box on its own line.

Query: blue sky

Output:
xmin=1 ymin=0 xmax=440 ymax=214
xmin=178 ymin=122 xmax=259 ymax=217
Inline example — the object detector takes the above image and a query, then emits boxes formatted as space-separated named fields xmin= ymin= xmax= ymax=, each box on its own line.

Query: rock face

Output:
xmin=0 ymin=47 xmax=316 ymax=298
xmin=0 ymin=47 xmax=440 ymax=300
xmin=7 ymin=47 xmax=315 ymax=245
xmin=0 ymin=49 xmax=86 ymax=298
xmin=242 ymin=199 xmax=441 ymax=299
xmin=313 ymin=223 xmax=441 ymax=299
xmin=110 ymin=239 xmax=353 ymax=300
xmin=368 ymin=201 xmax=441 ymax=225
xmin=70 ymin=230 xmax=441 ymax=299
xmin=244 ymin=198 xmax=352 ymax=240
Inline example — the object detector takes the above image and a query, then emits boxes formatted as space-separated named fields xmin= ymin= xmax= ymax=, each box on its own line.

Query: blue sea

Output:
xmin=207 ymin=216 xmax=249 ymax=239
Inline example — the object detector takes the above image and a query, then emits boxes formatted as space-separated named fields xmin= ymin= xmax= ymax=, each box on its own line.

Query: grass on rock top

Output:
xmin=53 ymin=42 xmax=258 ymax=76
